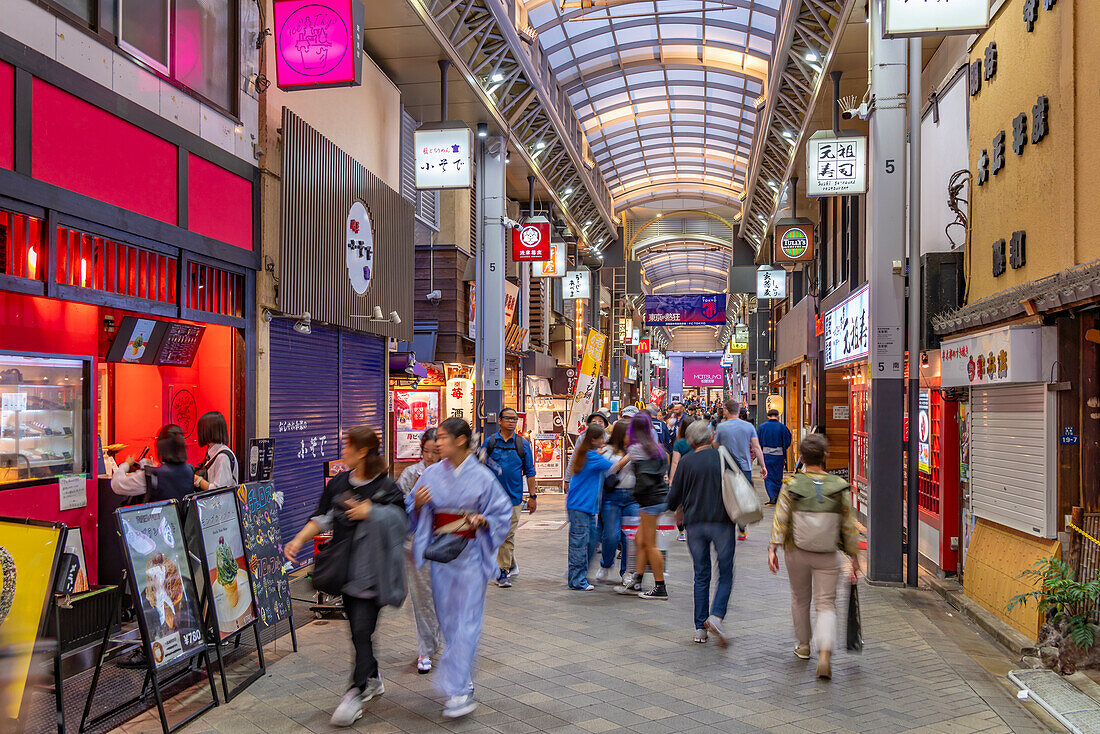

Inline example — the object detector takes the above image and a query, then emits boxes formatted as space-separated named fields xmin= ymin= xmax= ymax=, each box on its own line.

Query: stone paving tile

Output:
xmin=112 ymin=498 xmax=1052 ymax=733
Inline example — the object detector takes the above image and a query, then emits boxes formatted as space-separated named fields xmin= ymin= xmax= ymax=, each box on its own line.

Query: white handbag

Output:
xmin=718 ymin=446 xmax=763 ymax=526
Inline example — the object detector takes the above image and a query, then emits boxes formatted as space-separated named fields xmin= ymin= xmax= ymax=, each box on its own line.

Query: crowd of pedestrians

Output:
xmin=275 ymin=397 xmax=861 ymax=727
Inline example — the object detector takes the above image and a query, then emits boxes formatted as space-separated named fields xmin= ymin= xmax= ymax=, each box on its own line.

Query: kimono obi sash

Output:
xmin=434 ymin=510 xmax=477 ymax=539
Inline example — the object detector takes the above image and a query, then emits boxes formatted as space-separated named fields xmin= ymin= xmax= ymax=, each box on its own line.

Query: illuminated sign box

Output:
xmin=806 ymin=131 xmax=867 ymax=197
xmin=823 ymin=284 xmax=869 ymax=368
xmin=773 ymin=220 xmax=815 ymax=264
xmin=884 ymin=0 xmax=989 ymax=37
xmin=273 ymin=0 xmax=365 ymax=90
xmin=511 ymin=217 xmax=551 ymax=261
xmin=563 ymin=270 xmax=590 ymax=299
xmin=414 ymin=125 xmax=474 ymax=189
xmin=534 ymin=238 xmax=567 ymax=278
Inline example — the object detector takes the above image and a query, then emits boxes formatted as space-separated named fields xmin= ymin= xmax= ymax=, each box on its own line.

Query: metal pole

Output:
xmin=475 ymin=136 xmax=507 ymax=435
xmin=439 ymin=60 xmax=450 ymax=120
xmin=906 ymin=38 xmax=922 ymax=587
xmin=866 ymin=0 xmax=907 ymax=584
xmin=831 ymin=70 xmax=843 ymax=135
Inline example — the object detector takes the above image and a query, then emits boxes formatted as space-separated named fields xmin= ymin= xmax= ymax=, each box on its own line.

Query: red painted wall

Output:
xmin=31 ymin=80 xmax=177 ymax=224
xmin=188 ymin=153 xmax=253 ymax=250
xmin=0 ymin=292 xmax=236 ymax=583
xmin=0 ymin=61 xmax=12 ymax=171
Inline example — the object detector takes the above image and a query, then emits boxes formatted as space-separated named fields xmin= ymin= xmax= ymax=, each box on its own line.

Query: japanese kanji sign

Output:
xmin=807 ymin=133 xmax=867 ymax=196
xmin=567 ymin=329 xmax=607 ymax=435
xmin=562 ymin=270 xmax=590 ymax=300
xmin=533 ymin=238 xmax=567 ymax=278
xmin=511 ymin=217 xmax=551 ymax=261
xmin=757 ymin=268 xmax=786 ymax=299
xmin=643 ymin=294 xmax=727 ymax=326
xmin=345 ymin=200 xmax=374 ymax=294
xmin=823 ymin=284 xmax=869 ymax=368
xmin=413 ymin=126 xmax=473 ymax=189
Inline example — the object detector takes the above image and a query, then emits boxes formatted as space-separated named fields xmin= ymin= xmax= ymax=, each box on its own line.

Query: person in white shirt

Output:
xmin=194 ymin=411 xmax=238 ymax=491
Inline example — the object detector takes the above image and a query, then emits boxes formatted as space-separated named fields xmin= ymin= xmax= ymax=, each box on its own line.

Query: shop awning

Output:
xmin=935 ymin=258 xmax=1100 ymax=335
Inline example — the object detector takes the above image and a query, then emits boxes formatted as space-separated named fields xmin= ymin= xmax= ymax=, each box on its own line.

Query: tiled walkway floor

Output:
xmin=114 ymin=497 xmax=1052 ymax=734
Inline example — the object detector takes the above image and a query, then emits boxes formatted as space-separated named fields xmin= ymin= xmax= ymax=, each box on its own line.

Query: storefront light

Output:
xmin=80 ymin=258 xmax=87 ymax=287
xmin=27 ymin=247 xmax=37 ymax=278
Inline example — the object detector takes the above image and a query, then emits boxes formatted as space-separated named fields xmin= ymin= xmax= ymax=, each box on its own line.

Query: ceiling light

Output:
xmin=564 ymin=187 xmax=573 ymax=195
xmin=782 ymin=130 xmax=794 ymax=140
xmin=805 ymin=51 xmax=819 ymax=62
xmin=535 ymin=141 xmax=546 ymax=150
xmin=477 ymin=122 xmax=488 ymax=138
xmin=490 ymin=72 xmax=505 ymax=82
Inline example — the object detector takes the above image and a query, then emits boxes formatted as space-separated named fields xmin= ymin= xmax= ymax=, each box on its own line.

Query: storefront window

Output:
xmin=118 ymin=0 xmax=171 ymax=74
xmin=0 ymin=208 xmax=45 ymax=281
xmin=48 ymin=0 xmax=96 ymax=25
xmin=0 ymin=355 xmax=86 ymax=486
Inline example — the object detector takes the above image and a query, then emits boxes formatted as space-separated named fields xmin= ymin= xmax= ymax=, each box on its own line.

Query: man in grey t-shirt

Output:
xmin=714 ymin=402 xmax=768 ymax=498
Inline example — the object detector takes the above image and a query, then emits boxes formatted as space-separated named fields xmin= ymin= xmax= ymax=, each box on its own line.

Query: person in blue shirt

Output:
xmin=756 ymin=409 xmax=793 ymax=504
xmin=566 ymin=425 xmax=612 ymax=590
xmin=480 ymin=407 xmax=536 ymax=588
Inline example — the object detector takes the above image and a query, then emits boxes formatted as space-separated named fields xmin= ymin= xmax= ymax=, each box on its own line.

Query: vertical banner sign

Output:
xmin=0 ymin=520 xmax=63 ymax=719
xmin=504 ymin=281 xmax=520 ymax=325
xmin=467 ymin=282 xmax=476 ymax=338
xmin=236 ymin=483 xmax=292 ymax=627
xmin=116 ymin=503 xmax=206 ymax=670
xmin=272 ymin=0 xmax=365 ymax=90
xmin=510 ymin=216 xmax=551 ymax=261
xmin=918 ymin=390 xmax=931 ymax=473
xmin=193 ymin=490 xmax=257 ymax=639
xmin=446 ymin=377 xmax=474 ymax=420
xmin=567 ymin=329 xmax=607 ymax=435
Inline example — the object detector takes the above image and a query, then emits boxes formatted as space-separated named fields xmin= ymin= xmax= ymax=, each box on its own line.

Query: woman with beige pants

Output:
xmin=768 ymin=434 xmax=861 ymax=679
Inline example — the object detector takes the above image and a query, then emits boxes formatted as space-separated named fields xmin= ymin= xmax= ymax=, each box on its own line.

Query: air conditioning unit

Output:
xmin=921 ymin=252 xmax=963 ymax=350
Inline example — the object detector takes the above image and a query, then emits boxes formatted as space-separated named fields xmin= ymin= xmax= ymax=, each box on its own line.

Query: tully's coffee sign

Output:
xmin=773 ymin=222 xmax=815 ymax=264
xmin=511 ymin=217 xmax=551 ymax=261
xmin=346 ymin=201 xmax=375 ymax=294
xmin=272 ymin=0 xmax=365 ymax=90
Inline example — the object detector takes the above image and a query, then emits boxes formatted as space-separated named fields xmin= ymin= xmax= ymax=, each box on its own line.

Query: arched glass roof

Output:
xmin=526 ymin=0 xmax=780 ymax=210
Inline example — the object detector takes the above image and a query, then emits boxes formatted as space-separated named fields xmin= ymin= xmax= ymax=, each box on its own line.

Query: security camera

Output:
xmin=841 ymin=94 xmax=873 ymax=121
xmin=426 ymin=289 xmax=442 ymax=304
xmin=390 ymin=311 xmax=402 ymax=325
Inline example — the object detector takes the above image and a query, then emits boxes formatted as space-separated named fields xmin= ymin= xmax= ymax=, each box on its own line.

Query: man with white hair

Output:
xmin=666 ymin=419 xmax=736 ymax=646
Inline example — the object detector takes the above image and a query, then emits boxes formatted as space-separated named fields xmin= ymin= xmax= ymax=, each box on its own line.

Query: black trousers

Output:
xmin=343 ymin=595 xmax=382 ymax=692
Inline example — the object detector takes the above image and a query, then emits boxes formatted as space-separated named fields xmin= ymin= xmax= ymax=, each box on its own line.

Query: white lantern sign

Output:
xmin=562 ymin=270 xmax=590 ymax=300
xmin=757 ymin=267 xmax=786 ymax=299
xmin=807 ymin=132 xmax=867 ymax=197
xmin=534 ymin=238 xmax=567 ymax=278
xmin=414 ymin=126 xmax=473 ymax=189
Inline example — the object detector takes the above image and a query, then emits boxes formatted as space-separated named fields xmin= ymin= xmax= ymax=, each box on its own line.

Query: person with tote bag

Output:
xmin=768 ymin=433 xmax=861 ymax=680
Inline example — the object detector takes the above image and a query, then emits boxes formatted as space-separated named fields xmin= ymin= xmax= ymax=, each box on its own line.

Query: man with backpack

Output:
xmin=481 ymin=408 xmax=536 ymax=588
xmin=768 ymin=434 xmax=861 ymax=680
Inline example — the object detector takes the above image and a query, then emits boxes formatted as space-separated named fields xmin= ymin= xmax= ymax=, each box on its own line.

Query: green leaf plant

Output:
xmin=1007 ymin=556 xmax=1100 ymax=653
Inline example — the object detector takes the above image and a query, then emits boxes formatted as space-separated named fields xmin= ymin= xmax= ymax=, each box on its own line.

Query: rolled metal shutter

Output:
xmin=340 ymin=331 xmax=386 ymax=439
xmin=969 ymin=383 xmax=1056 ymax=538
xmin=269 ymin=320 xmax=341 ymax=563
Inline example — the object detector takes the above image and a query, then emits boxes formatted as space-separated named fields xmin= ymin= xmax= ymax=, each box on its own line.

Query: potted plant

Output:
xmin=1007 ymin=556 xmax=1100 ymax=674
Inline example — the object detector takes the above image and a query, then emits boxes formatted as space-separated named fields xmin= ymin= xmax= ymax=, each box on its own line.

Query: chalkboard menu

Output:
xmin=235 ymin=482 xmax=290 ymax=629
xmin=157 ymin=323 xmax=206 ymax=367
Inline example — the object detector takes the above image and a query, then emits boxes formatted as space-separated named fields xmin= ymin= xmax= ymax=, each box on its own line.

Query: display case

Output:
xmin=0 ymin=354 xmax=88 ymax=485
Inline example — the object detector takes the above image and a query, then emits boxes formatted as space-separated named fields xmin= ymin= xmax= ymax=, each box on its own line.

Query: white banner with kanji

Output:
xmin=567 ymin=329 xmax=606 ymax=435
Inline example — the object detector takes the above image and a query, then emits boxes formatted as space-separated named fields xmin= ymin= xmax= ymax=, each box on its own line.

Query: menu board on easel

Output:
xmin=191 ymin=489 xmax=257 ymax=639
xmin=236 ymin=482 xmax=293 ymax=634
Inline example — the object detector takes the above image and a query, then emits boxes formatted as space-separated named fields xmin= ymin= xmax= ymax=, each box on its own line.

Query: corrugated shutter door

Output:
xmin=340 ymin=331 xmax=386 ymax=437
xmin=269 ymin=320 xmax=341 ymax=563
xmin=970 ymin=383 xmax=1055 ymax=538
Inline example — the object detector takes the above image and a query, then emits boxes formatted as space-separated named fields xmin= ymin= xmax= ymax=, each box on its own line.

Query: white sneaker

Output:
xmin=416 ymin=656 xmax=432 ymax=674
xmin=443 ymin=694 xmax=477 ymax=718
xmin=330 ymin=689 xmax=363 ymax=727
xmin=594 ymin=567 xmax=608 ymax=583
xmin=361 ymin=676 xmax=385 ymax=703
xmin=693 ymin=628 xmax=708 ymax=643
xmin=705 ymin=615 xmax=728 ymax=648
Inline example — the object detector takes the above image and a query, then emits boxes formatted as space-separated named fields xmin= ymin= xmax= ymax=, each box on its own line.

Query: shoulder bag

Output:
xmin=632 ymin=456 xmax=669 ymax=508
xmin=311 ymin=533 xmax=351 ymax=595
xmin=424 ymin=515 xmax=473 ymax=563
xmin=717 ymin=446 xmax=763 ymax=525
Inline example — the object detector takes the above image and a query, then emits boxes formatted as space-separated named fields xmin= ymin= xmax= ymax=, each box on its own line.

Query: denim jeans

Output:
xmin=600 ymin=488 xmax=640 ymax=574
xmin=567 ymin=509 xmax=599 ymax=589
xmin=685 ymin=522 xmax=737 ymax=630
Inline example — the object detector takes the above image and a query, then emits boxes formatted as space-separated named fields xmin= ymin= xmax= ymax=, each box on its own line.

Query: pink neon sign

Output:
xmin=273 ymin=0 xmax=364 ymax=90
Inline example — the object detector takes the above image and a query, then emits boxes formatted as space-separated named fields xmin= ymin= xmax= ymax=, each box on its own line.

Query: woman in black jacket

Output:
xmin=109 ymin=424 xmax=195 ymax=503
xmin=284 ymin=426 xmax=405 ymax=728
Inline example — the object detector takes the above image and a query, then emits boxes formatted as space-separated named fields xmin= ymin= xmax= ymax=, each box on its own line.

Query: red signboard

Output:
xmin=636 ymin=338 xmax=650 ymax=353
xmin=511 ymin=217 xmax=551 ymax=261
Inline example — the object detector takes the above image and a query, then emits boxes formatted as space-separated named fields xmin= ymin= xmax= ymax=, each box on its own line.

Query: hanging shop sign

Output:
xmin=393 ymin=389 xmax=441 ymax=460
xmin=940 ymin=326 xmax=1049 ymax=387
xmin=445 ymin=377 xmax=474 ymax=421
xmin=617 ymin=317 xmax=632 ymax=345
xmin=757 ymin=267 xmax=786 ymax=299
xmin=467 ymin=282 xmax=476 ymax=338
xmin=533 ymin=434 xmax=564 ymax=480
xmin=0 ymin=519 xmax=64 ymax=719
xmin=918 ymin=390 xmax=931 ymax=474
xmin=643 ymin=294 xmax=727 ymax=327
xmin=563 ymin=270 xmax=591 ymax=300
xmin=534 ymin=238 xmax=567 ymax=278
xmin=504 ymin=281 xmax=520 ymax=325
xmin=731 ymin=323 xmax=750 ymax=353
xmin=345 ymin=200 xmax=375 ymax=295
xmin=117 ymin=502 xmax=206 ymax=671
xmin=236 ymin=483 xmax=293 ymax=629
xmin=192 ymin=490 xmax=257 ymax=640
xmin=636 ymin=338 xmax=650 ymax=354
xmin=773 ymin=221 xmax=816 ymax=263
xmin=511 ymin=217 xmax=551 ymax=261
xmin=650 ymin=387 xmax=667 ymax=407
xmin=684 ymin=358 xmax=724 ymax=387
xmin=567 ymin=329 xmax=607 ymax=435
xmin=623 ymin=357 xmax=638 ymax=384
xmin=720 ymin=351 xmax=736 ymax=367
xmin=823 ymin=284 xmax=869 ymax=368
xmin=413 ymin=126 xmax=474 ymax=189
xmin=272 ymin=0 xmax=365 ymax=90
xmin=806 ymin=132 xmax=868 ymax=196
xmin=885 ymin=0 xmax=989 ymax=37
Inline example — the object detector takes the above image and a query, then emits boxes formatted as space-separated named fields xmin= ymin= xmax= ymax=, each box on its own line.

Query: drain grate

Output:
xmin=1009 ymin=669 xmax=1100 ymax=734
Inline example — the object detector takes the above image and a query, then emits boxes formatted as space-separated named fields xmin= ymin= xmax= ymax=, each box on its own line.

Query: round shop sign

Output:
xmin=520 ymin=225 xmax=541 ymax=247
xmin=346 ymin=201 xmax=375 ymax=295
xmin=780 ymin=227 xmax=809 ymax=259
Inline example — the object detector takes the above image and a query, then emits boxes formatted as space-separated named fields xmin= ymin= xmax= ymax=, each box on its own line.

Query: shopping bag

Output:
xmin=846 ymin=582 xmax=864 ymax=653
xmin=717 ymin=446 xmax=763 ymax=525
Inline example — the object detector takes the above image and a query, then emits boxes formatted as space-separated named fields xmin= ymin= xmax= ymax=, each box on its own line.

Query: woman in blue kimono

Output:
xmin=408 ymin=417 xmax=512 ymax=719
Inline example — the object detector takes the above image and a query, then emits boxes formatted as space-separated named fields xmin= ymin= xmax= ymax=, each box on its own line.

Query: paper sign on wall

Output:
xmin=58 ymin=474 xmax=86 ymax=511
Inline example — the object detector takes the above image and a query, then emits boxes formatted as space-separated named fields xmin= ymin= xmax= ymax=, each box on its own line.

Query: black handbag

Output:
xmin=602 ymin=472 xmax=621 ymax=493
xmin=846 ymin=582 xmax=864 ymax=653
xmin=311 ymin=534 xmax=352 ymax=595
xmin=424 ymin=515 xmax=473 ymax=563
xmin=632 ymin=457 xmax=669 ymax=508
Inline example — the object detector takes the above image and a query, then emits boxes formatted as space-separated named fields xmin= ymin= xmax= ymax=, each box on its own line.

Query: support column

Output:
xmin=475 ymin=136 xmax=507 ymax=433
xmin=906 ymin=37 xmax=923 ymax=587
xmin=866 ymin=1 xmax=908 ymax=584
